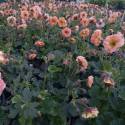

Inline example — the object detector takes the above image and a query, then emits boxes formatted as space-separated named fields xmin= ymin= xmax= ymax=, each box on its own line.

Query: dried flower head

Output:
xmin=7 ymin=16 xmax=16 ymax=27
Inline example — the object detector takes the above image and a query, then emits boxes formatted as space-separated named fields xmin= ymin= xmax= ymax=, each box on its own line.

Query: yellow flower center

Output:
xmin=110 ymin=39 xmax=117 ymax=47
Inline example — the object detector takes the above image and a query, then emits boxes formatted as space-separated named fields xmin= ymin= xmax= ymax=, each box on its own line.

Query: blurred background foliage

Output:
xmin=87 ymin=0 xmax=125 ymax=9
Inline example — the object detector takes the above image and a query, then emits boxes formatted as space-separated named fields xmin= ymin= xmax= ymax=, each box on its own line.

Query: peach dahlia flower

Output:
xmin=49 ymin=16 xmax=58 ymax=26
xmin=80 ymin=28 xmax=90 ymax=39
xmin=20 ymin=10 xmax=29 ymax=20
xmin=91 ymin=29 xmax=102 ymax=46
xmin=87 ymin=75 xmax=94 ymax=88
xmin=62 ymin=27 xmax=71 ymax=38
xmin=58 ymin=17 xmax=67 ymax=28
xmin=103 ymin=32 xmax=125 ymax=53
xmin=80 ymin=17 xmax=89 ymax=27
xmin=76 ymin=56 xmax=88 ymax=70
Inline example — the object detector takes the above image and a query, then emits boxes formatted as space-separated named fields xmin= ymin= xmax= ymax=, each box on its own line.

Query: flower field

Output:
xmin=0 ymin=1 xmax=125 ymax=125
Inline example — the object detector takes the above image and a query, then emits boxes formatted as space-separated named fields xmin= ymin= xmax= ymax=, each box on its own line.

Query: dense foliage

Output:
xmin=0 ymin=1 xmax=125 ymax=125
xmin=88 ymin=0 xmax=125 ymax=9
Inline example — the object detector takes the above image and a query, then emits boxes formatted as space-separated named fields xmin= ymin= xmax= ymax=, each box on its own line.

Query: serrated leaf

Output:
xmin=12 ymin=95 xmax=22 ymax=104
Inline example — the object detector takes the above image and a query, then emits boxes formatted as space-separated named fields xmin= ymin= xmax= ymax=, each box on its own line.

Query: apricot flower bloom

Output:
xmin=103 ymin=32 xmax=125 ymax=53
xmin=76 ymin=56 xmax=88 ymax=70
xmin=49 ymin=16 xmax=58 ymax=26
xmin=108 ymin=12 xmax=119 ymax=24
xmin=80 ymin=17 xmax=89 ymax=27
xmin=35 ymin=40 xmax=45 ymax=47
xmin=87 ymin=75 xmax=94 ymax=88
xmin=80 ymin=28 xmax=90 ymax=39
xmin=80 ymin=11 xmax=87 ymax=19
xmin=91 ymin=29 xmax=102 ymax=46
xmin=58 ymin=17 xmax=67 ymax=28
xmin=20 ymin=10 xmax=29 ymax=20
xmin=0 ymin=73 xmax=6 ymax=96
xmin=30 ymin=5 xmax=41 ymax=19
xmin=62 ymin=27 xmax=71 ymax=38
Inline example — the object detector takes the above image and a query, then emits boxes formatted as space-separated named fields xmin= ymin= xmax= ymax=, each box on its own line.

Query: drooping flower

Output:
xmin=103 ymin=32 xmax=125 ymax=53
xmin=82 ymin=107 xmax=99 ymax=119
xmin=87 ymin=75 xmax=94 ymax=88
xmin=103 ymin=76 xmax=115 ymax=87
xmin=0 ymin=73 xmax=6 ymax=96
xmin=91 ymin=29 xmax=102 ymax=46
xmin=27 ymin=50 xmax=37 ymax=60
xmin=68 ymin=37 xmax=76 ymax=44
xmin=58 ymin=17 xmax=67 ymax=28
xmin=62 ymin=27 xmax=71 ymax=38
xmin=76 ymin=56 xmax=88 ymax=70
xmin=34 ymin=40 xmax=45 ymax=47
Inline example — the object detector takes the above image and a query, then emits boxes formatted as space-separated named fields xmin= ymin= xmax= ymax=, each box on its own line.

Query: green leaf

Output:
xmin=8 ymin=109 xmax=18 ymax=118
xmin=12 ymin=95 xmax=22 ymax=104
xmin=48 ymin=65 xmax=62 ymax=73
xmin=118 ymin=86 xmax=125 ymax=100
xmin=22 ymin=88 xmax=32 ymax=102
xmin=110 ymin=119 xmax=125 ymax=125
xmin=101 ymin=60 xmax=112 ymax=72
xmin=23 ymin=102 xmax=39 ymax=118
xmin=19 ymin=116 xmax=26 ymax=125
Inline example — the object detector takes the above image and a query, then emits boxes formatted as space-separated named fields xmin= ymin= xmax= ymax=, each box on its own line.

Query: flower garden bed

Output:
xmin=0 ymin=1 xmax=125 ymax=125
